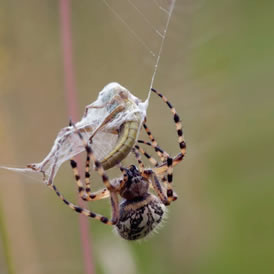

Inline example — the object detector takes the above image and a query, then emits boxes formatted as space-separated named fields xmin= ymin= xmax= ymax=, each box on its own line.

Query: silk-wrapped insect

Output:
xmin=26 ymin=82 xmax=148 ymax=184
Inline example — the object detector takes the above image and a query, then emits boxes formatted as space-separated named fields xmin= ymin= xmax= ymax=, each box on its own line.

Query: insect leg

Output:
xmin=89 ymin=105 xmax=125 ymax=141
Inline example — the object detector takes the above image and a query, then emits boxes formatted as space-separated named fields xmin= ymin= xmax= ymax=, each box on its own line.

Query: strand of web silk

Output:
xmin=127 ymin=0 xmax=164 ymax=38
xmin=153 ymin=0 xmax=171 ymax=14
xmin=59 ymin=1 xmax=94 ymax=274
xmin=101 ymin=0 xmax=156 ymax=57
xmin=0 ymin=166 xmax=44 ymax=184
xmin=145 ymin=0 xmax=176 ymax=108
xmin=100 ymin=0 xmax=176 ymax=108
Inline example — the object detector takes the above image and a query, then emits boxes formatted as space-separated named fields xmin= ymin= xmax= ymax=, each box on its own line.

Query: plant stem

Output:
xmin=59 ymin=1 xmax=94 ymax=273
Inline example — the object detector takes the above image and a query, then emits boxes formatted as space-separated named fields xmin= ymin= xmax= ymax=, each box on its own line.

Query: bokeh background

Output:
xmin=0 ymin=0 xmax=273 ymax=274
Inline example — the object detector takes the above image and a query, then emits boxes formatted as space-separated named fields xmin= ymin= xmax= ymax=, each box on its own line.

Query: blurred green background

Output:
xmin=0 ymin=0 xmax=273 ymax=274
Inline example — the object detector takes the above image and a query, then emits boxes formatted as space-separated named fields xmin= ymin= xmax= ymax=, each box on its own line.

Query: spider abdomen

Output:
xmin=116 ymin=194 xmax=166 ymax=240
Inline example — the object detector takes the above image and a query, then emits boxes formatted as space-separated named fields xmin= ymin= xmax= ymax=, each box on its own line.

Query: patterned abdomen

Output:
xmin=115 ymin=194 xmax=166 ymax=240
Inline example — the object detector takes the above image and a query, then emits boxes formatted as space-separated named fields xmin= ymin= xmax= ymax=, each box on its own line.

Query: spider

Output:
xmin=48 ymin=88 xmax=186 ymax=240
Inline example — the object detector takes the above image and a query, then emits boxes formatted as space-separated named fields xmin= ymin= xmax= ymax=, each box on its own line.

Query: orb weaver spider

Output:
xmin=49 ymin=88 xmax=186 ymax=240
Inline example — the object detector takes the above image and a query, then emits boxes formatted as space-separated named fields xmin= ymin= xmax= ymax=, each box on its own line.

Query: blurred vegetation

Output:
xmin=0 ymin=0 xmax=273 ymax=274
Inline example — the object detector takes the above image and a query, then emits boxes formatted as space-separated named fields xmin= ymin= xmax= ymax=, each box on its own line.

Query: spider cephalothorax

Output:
xmin=49 ymin=88 xmax=186 ymax=240
xmin=119 ymin=165 xmax=149 ymax=200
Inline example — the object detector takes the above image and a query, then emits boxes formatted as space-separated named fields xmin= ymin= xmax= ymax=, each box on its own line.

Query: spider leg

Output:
xmin=73 ymin=123 xmax=119 ymax=224
xmin=165 ymin=156 xmax=175 ymax=203
xmin=110 ymin=191 xmax=120 ymax=224
xmin=135 ymin=144 xmax=177 ymax=202
xmin=134 ymin=144 xmax=159 ymax=167
xmin=137 ymin=140 xmax=171 ymax=162
xmin=84 ymin=152 xmax=92 ymax=195
xmin=87 ymin=188 xmax=110 ymax=200
xmin=127 ymin=143 xmax=167 ymax=202
xmin=132 ymin=147 xmax=144 ymax=172
xmin=70 ymin=158 xmax=110 ymax=201
xmin=117 ymin=166 xmax=128 ymax=191
xmin=83 ymin=150 xmax=110 ymax=200
xmin=131 ymin=148 xmax=177 ymax=202
xmin=48 ymin=184 xmax=114 ymax=225
xmin=145 ymin=88 xmax=186 ymax=202
xmin=69 ymin=119 xmax=110 ymax=201
xmin=70 ymin=158 xmax=89 ymax=201
xmin=151 ymin=88 xmax=186 ymax=165
xmin=142 ymin=123 xmax=168 ymax=162
xmin=73 ymin=126 xmax=114 ymax=191
xmin=143 ymin=170 xmax=169 ymax=206
xmin=153 ymin=153 xmax=183 ymax=176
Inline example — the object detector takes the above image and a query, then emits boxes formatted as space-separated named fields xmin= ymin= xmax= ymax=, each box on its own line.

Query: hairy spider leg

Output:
xmin=131 ymin=147 xmax=145 ymax=173
xmin=83 ymin=150 xmax=110 ymax=200
xmin=134 ymin=143 xmax=172 ymax=197
xmin=136 ymin=88 xmax=186 ymax=202
xmin=48 ymin=184 xmax=114 ymax=225
xmin=137 ymin=140 xmax=166 ymax=157
xmin=142 ymin=123 xmax=169 ymax=162
xmin=134 ymin=143 xmax=166 ymax=191
xmin=68 ymin=118 xmax=110 ymax=202
xmin=132 ymin=145 xmax=176 ymax=203
xmin=135 ymin=143 xmax=177 ymax=202
xmin=73 ymin=124 xmax=120 ymax=224
xmin=136 ymin=141 xmax=182 ymax=172
xmin=142 ymin=169 xmax=170 ymax=205
xmin=151 ymin=88 xmax=186 ymax=166
xmin=70 ymin=158 xmax=88 ymax=201
xmin=70 ymin=159 xmax=109 ymax=201
xmin=49 ymin=122 xmax=121 ymax=225
xmin=84 ymin=151 xmax=91 ymax=194
xmin=120 ymin=147 xmax=170 ymax=206
xmin=134 ymin=144 xmax=159 ymax=167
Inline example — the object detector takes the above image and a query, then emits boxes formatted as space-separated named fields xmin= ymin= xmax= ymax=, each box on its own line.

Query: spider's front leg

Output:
xmin=73 ymin=123 xmax=121 ymax=224
xmin=135 ymin=144 xmax=177 ymax=203
xmin=141 ymin=88 xmax=187 ymax=202
xmin=49 ymin=183 xmax=114 ymax=225
xmin=141 ymin=123 xmax=169 ymax=162
xmin=68 ymin=119 xmax=111 ymax=202
xmin=142 ymin=169 xmax=170 ymax=206
xmin=150 ymin=88 xmax=186 ymax=166
xmin=70 ymin=158 xmax=110 ymax=201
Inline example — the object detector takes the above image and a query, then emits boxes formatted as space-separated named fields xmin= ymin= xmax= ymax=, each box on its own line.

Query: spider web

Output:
xmin=99 ymin=0 xmax=176 ymax=104
xmin=0 ymin=0 xmax=176 ymax=184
